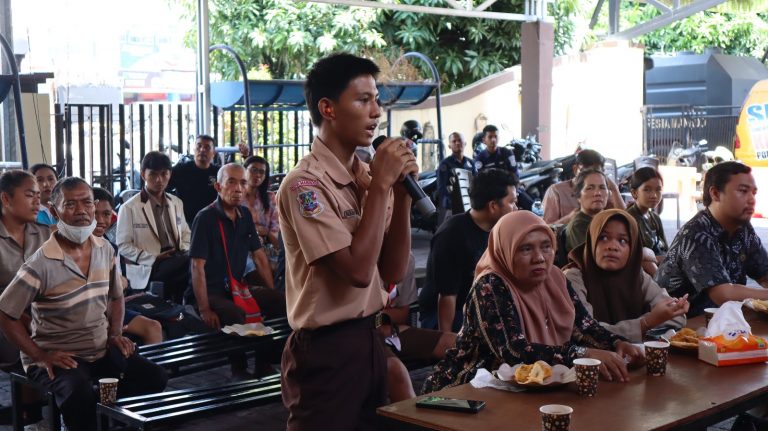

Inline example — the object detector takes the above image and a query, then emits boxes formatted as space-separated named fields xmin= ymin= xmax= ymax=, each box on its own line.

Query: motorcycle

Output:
xmin=518 ymin=159 xmax=563 ymax=203
xmin=508 ymin=134 xmax=543 ymax=171
xmin=667 ymin=139 xmax=709 ymax=170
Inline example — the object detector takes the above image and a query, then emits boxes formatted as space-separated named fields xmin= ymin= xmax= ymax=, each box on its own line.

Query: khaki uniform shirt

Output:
xmin=0 ymin=235 xmax=122 ymax=369
xmin=0 ymin=220 xmax=51 ymax=292
xmin=278 ymin=139 xmax=389 ymax=330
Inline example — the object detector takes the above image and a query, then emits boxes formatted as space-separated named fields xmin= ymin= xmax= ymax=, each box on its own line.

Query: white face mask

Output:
xmin=57 ymin=219 xmax=97 ymax=244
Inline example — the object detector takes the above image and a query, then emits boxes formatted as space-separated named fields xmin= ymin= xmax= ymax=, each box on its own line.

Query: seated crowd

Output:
xmin=0 ymin=122 xmax=765 ymax=429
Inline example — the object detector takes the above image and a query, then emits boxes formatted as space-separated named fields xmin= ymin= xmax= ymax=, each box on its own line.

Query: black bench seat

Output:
xmin=96 ymin=374 xmax=282 ymax=431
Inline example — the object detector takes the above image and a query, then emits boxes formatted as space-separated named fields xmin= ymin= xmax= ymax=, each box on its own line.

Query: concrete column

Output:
xmin=195 ymin=0 xmax=211 ymax=135
xmin=521 ymin=20 xmax=553 ymax=159
xmin=0 ymin=0 xmax=15 ymax=161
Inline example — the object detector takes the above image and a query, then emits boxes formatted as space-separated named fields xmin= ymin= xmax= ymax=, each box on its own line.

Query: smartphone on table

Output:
xmin=415 ymin=396 xmax=486 ymax=413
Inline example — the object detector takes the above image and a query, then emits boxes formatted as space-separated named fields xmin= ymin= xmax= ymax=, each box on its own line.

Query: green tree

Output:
xmin=180 ymin=0 xmax=580 ymax=91
xmin=181 ymin=0 xmax=386 ymax=80
xmin=375 ymin=0 xmax=579 ymax=91
xmin=585 ymin=1 xmax=768 ymax=58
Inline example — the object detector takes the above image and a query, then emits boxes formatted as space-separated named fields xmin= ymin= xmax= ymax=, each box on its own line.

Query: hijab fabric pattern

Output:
xmin=566 ymin=209 xmax=645 ymax=324
xmin=474 ymin=211 xmax=575 ymax=345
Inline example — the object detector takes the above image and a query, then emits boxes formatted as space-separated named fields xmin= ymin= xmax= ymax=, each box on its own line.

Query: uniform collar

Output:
xmin=312 ymin=138 xmax=370 ymax=188
xmin=41 ymin=234 xmax=105 ymax=261
xmin=140 ymin=188 xmax=170 ymax=205
xmin=0 ymin=219 xmax=41 ymax=240
xmin=212 ymin=196 xmax=243 ymax=221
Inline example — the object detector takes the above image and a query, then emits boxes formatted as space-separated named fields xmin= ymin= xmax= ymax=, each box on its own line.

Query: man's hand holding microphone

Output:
xmin=370 ymin=136 xmax=434 ymax=217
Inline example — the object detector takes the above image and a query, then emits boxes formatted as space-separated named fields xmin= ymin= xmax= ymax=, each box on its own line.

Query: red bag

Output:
xmin=218 ymin=220 xmax=263 ymax=323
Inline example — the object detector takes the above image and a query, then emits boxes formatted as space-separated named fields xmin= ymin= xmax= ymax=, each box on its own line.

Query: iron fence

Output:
xmin=641 ymin=105 xmax=740 ymax=163
xmin=54 ymin=102 xmax=314 ymax=195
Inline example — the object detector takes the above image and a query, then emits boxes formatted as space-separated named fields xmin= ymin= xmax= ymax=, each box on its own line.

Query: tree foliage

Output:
xmin=586 ymin=1 xmax=768 ymax=58
xmin=181 ymin=0 xmax=384 ymax=80
xmin=180 ymin=0 xmax=580 ymax=91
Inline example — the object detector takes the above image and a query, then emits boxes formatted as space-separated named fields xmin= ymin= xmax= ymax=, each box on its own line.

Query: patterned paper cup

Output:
xmin=573 ymin=358 xmax=601 ymax=397
xmin=644 ymin=341 xmax=670 ymax=376
xmin=99 ymin=377 xmax=119 ymax=405
xmin=540 ymin=404 xmax=573 ymax=431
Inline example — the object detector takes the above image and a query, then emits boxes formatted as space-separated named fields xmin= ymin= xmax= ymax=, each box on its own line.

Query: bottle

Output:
xmin=532 ymin=199 xmax=544 ymax=217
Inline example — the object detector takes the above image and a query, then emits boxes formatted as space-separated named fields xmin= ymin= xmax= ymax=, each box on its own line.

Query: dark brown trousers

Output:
xmin=282 ymin=314 xmax=387 ymax=431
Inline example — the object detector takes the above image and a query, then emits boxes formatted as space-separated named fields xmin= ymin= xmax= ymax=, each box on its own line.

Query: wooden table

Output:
xmin=378 ymin=314 xmax=768 ymax=430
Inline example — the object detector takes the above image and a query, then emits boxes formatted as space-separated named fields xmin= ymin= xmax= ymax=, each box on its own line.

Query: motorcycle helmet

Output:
xmin=400 ymin=120 xmax=423 ymax=141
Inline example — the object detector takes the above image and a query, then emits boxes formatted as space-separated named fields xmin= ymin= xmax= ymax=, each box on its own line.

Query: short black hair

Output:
xmin=196 ymin=134 xmax=216 ymax=147
xmin=305 ymin=53 xmax=380 ymax=127
xmin=576 ymin=149 xmax=605 ymax=169
xmin=50 ymin=177 xmax=92 ymax=207
xmin=141 ymin=151 xmax=172 ymax=172
xmin=30 ymin=163 xmax=57 ymax=177
xmin=630 ymin=166 xmax=663 ymax=190
xmin=92 ymin=187 xmax=114 ymax=209
xmin=469 ymin=168 xmax=518 ymax=210
xmin=0 ymin=170 xmax=34 ymax=216
xmin=703 ymin=161 xmax=751 ymax=207
xmin=574 ymin=168 xmax=606 ymax=198
xmin=482 ymin=125 xmax=498 ymax=138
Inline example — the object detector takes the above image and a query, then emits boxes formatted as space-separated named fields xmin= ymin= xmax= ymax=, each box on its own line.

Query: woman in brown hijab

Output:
xmin=423 ymin=211 xmax=644 ymax=393
xmin=564 ymin=209 xmax=688 ymax=343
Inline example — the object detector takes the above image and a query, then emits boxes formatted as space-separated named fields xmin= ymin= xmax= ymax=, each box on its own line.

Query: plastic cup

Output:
xmin=644 ymin=341 xmax=670 ymax=376
xmin=540 ymin=404 xmax=573 ymax=431
xmin=573 ymin=358 xmax=601 ymax=397
xmin=98 ymin=377 xmax=119 ymax=405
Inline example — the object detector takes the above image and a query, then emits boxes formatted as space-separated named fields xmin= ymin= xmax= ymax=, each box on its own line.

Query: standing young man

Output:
xmin=278 ymin=53 xmax=416 ymax=430
xmin=168 ymin=135 xmax=220 ymax=224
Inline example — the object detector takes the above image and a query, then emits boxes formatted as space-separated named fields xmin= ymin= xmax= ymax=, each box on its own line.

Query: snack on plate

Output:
xmin=670 ymin=328 xmax=700 ymax=349
xmin=514 ymin=360 xmax=553 ymax=384
xmin=751 ymin=299 xmax=768 ymax=312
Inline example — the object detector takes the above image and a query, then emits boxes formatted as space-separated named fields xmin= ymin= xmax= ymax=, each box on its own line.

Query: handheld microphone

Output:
xmin=372 ymin=136 xmax=436 ymax=217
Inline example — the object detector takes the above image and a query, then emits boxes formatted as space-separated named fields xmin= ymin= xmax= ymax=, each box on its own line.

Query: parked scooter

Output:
xmin=667 ymin=139 xmax=709 ymax=170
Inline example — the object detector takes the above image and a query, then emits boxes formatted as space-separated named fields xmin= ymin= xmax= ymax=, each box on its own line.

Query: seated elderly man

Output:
xmin=188 ymin=163 xmax=284 ymax=377
xmin=0 ymin=177 xmax=167 ymax=431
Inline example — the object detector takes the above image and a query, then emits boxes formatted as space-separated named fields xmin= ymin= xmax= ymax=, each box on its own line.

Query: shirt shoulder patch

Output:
xmin=297 ymin=190 xmax=324 ymax=218
xmin=290 ymin=179 xmax=320 ymax=191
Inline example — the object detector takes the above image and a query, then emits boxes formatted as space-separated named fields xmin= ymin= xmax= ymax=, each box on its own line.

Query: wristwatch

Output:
xmin=573 ymin=345 xmax=588 ymax=359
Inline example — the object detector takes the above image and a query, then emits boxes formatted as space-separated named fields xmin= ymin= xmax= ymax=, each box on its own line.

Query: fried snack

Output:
xmin=670 ymin=328 xmax=700 ymax=348
xmin=752 ymin=299 xmax=768 ymax=311
xmin=514 ymin=361 xmax=553 ymax=384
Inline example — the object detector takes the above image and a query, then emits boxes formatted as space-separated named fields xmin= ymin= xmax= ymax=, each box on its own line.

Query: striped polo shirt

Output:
xmin=0 ymin=234 xmax=122 ymax=369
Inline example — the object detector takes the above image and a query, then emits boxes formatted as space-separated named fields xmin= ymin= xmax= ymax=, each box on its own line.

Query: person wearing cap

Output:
xmin=278 ymin=53 xmax=416 ymax=430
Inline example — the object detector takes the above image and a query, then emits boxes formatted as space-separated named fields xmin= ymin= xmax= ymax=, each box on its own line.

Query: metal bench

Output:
xmin=96 ymin=374 xmax=282 ymax=431
xmin=138 ymin=316 xmax=291 ymax=378
xmin=9 ymin=372 xmax=60 ymax=431
xmin=10 ymin=317 xmax=290 ymax=429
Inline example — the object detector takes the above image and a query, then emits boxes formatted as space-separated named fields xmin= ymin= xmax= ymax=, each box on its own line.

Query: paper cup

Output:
xmin=573 ymin=358 xmax=601 ymax=397
xmin=540 ymin=404 xmax=573 ymax=431
xmin=704 ymin=308 xmax=718 ymax=326
xmin=99 ymin=377 xmax=119 ymax=405
xmin=644 ymin=341 xmax=670 ymax=376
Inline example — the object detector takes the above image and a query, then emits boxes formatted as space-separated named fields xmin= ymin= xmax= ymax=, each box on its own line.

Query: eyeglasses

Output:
xmin=248 ymin=168 xmax=266 ymax=175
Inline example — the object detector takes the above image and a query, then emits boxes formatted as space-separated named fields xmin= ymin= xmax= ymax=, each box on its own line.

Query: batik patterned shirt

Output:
xmin=655 ymin=209 xmax=768 ymax=316
xmin=422 ymin=273 xmax=625 ymax=393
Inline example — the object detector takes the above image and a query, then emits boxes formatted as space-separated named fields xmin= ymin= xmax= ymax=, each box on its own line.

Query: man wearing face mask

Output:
xmin=0 ymin=177 xmax=167 ymax=431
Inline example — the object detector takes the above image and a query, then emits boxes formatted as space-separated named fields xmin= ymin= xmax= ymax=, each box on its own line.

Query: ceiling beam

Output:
xmin=303 ymin=0 xmax=540 ymax=21
xmin=606 ymin=0 xmax=728 ymax=39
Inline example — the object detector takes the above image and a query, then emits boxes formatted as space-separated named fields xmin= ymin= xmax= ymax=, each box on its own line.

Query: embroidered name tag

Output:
xmin=290 ymin=180 xmax=320 ymax=191
xmin=342 ymin=209 xmax=359 ymax=219
xmin=297 ymin=190 xmax=324 ymax=218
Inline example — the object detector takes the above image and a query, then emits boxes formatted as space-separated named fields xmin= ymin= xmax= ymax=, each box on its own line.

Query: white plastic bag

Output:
xmin=704 ymin=300 xmax=750 ymax=339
